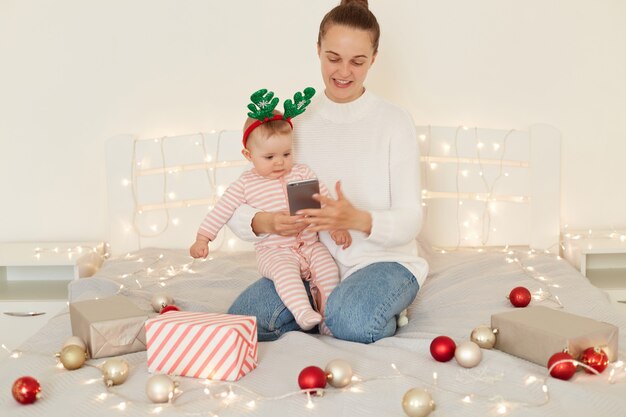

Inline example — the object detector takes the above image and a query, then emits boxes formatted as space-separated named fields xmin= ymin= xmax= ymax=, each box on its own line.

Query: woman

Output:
xmin=227 ymin=0 xmax=428 ymax=343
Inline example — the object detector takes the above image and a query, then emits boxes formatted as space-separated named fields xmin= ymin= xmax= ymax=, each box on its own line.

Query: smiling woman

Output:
xmin=226 ymin=0 xmax=427 ymax=344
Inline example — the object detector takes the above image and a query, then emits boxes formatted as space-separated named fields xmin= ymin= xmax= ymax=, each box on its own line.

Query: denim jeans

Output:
xmin=227 ymin=262 xmax=419 ymax=344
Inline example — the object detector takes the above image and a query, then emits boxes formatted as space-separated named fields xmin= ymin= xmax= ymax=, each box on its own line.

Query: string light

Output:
xmin=127 ymin=131 xmax=249 ymax=248
xmin=3 ymin=295 xmax=625 ymax=416
xmin=32 ymin=244 xmax=107 ymax=260
xmin=420 ymin=125 xmax=527 ymax=249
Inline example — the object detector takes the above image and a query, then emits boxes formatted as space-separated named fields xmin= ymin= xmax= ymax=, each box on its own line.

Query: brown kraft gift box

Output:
xmin=70 ymin=295 xmax=150 ymax=359
xmin=491 ymin=306 xmax=619 ymax=366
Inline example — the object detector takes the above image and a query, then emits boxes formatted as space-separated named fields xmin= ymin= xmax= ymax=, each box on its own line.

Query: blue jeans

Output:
xmin=227 ymin=262 xmax=419 ymax=344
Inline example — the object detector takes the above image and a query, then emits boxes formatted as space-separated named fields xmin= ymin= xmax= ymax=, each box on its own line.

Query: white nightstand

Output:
xmin=0 ymin=241 xmax=107 ymax=358
xmin=562 ymin=230 xmax=626 ymax=315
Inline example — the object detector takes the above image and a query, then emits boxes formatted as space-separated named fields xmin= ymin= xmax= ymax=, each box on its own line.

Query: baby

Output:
xmin=190 ymin=88 xmax=350 ymax=333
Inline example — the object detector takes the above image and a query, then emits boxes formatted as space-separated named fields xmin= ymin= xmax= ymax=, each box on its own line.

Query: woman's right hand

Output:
xmin=252 ymin=211 xmax=307 ymax=237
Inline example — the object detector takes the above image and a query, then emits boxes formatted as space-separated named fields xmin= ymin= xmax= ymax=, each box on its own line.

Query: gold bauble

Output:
xmin=151 ymin=293 xmax=174 ymax=312
xmin=325 ymin=359 xmax=353 ymax=388
xmin=102 ymin=358 xmax=130 ymax=386
xmin=470 ymin=325 xmax=497 ymax=349
xmin=146 ymin=374 xmax=177 ymax=403
xmin=58 ymin=345 xmax=87 ymax=370
xmin=402 ymin=388 xmax=435 ymax=417
xmin=454 ymin=340 xmax=483 ymax=368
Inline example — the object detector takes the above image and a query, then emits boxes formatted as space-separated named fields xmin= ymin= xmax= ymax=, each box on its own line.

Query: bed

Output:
xmin=2 ymin=125 xmax=625 ymax=417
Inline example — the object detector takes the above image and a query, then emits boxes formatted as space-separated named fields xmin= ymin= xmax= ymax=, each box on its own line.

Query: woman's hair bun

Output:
xmin=340 ymin=0 xmax=369 ymax=8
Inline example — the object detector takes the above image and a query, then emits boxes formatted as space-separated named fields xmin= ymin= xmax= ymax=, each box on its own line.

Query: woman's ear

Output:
xmin=241 ymin=148 xmax=252 ymax=161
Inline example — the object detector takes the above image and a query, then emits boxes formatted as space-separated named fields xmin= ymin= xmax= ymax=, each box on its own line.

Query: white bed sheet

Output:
xmin=1 ymin=248 xmax=625 ymax=417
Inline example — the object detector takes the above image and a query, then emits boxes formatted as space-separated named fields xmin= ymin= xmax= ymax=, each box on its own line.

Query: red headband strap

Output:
xmin=242 ymin=115 xmax=293 ymax=148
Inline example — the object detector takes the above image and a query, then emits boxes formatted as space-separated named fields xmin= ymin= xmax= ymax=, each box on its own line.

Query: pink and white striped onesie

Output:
xmin=197 ymin=163 xmax=339 ymax=331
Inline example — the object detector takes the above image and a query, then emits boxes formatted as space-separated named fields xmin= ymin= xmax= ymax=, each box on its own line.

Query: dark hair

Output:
xmin=317 ymin=0 xmax=380 ymax=53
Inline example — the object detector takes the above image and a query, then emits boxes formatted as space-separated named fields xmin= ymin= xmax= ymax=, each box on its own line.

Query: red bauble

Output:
xmin=298 ymin=366 xmax=327 ymax=394
xmin=579 ymin=347 xmax=609 ymax=374
xmin=159 ymin=305 xmax=180 ymax=314
xmin=508 ymin=286 xmax=532 ymax=307
xmin=430 ymin=336 xmax=457 ymax=362
xmin=547 ymin=351 xmax=577 ymax=380
xmin=12 ymin=376 xmax=41 ymax=405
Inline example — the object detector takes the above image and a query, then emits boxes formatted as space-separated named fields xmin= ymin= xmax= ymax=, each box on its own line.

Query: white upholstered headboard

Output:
xmin=105 ymin=124 xmax=560 ymax=256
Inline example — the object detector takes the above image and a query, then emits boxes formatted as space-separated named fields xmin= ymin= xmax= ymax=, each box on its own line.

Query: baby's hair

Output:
xmin=242 ymin=110 xmax=292 ymax=148
xmin=318 ymin=0 xmax=380 ymax=53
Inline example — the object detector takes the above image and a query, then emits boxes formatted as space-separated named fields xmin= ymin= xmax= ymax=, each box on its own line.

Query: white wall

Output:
xmin=1 ymin=0 xmax=625 ymax=243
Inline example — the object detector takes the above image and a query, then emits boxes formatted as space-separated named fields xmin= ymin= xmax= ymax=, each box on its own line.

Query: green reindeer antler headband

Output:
xmin=242 ymin=87 xmax=316 ymax=148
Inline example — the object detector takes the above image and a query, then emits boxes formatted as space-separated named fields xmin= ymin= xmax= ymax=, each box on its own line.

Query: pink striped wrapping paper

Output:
xmin=145 ymin=311 xmax=258 ymax=381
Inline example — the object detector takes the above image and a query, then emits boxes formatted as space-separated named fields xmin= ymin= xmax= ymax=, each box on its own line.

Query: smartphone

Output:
xmin=286 ymin=179 xmax=321 ymax=215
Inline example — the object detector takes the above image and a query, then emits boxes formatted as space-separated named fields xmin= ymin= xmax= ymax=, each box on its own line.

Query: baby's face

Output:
xmin=245 ymin=132 xmax=294 ymax=179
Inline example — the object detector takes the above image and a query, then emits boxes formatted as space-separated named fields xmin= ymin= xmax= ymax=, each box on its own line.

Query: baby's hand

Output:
xmin=189 ymin=240 xmax=209 ymax=258
xmin=330 ymin=230 xmax=352 ymax=249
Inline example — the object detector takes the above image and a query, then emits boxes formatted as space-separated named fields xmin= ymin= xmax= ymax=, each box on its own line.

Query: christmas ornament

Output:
xmin=401 ymin=387 xmax=435 ymax=417
xmin=146 ymin=374 xmax=178 ymax=403
xmin=454 ymin=341 xmax=482 ymax=368
xmin=151 ymin=293 xmax=174 ymax=313
xmin=579 ymin=347 xmax=609 ymax=374
xmin=102 ymin=358 xmax=130 ymax=386
xmin=298 ymin=366 xmax=327 ymax=394
xmin=470 ymin=325 xmax=497 ymax=349
xmin=429 ymin=336 xmax=456 ymax=362
xmin=159 ymin=305 xmax=181 ymax=314
xmin=62 ymin=336 xmax=87 ymax=351
xmin=12 ymin=376 xmax=41 ymax=405
xmin=325 ymin=359 xmax=353 ymax=388
xmin=57 ymin=344 xmax=87 ymax=370
xmin=508 ymin=286 xmax=532 ymax=307
xmin=547 ymin=351 xmax=577 ymax=380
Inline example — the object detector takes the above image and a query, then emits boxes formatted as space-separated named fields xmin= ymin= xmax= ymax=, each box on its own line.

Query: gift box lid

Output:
xmin=70 ymin=295 xmax=147 ymax=322
xmin=491 ymin=306 xmax=619 ymax=364
xmin=70 ymin=295 xmax=150 ymax=357
xmin=492 ymin=306 xmax=617 ymax=337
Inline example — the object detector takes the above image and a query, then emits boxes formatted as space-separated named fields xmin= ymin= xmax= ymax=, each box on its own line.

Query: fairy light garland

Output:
xmin=3 ymin=248 xmax=626 ymax=414
xmin=126 ymin=131 xmax=249 ymax=247
xmin=4 ymin=344 xmax=626 ymax=416
xmin=30 ymin=243 xmax=108 ymax=261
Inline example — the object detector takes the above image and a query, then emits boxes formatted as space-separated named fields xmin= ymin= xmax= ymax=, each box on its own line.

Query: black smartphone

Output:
xmin=286 ymin=179 xmax=321 ymax=215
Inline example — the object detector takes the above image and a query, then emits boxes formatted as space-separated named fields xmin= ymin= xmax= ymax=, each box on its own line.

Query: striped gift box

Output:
xmin=145 ymin=311 xmax=258 ymax=381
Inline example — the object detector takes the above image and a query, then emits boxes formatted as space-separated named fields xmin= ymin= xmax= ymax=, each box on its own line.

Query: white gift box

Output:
xmin=145 ymin=311 xmax=258 ymax=381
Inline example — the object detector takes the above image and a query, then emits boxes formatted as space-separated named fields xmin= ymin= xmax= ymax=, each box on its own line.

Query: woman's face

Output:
xmin=318 ymin=24 xmax=377 ymax=104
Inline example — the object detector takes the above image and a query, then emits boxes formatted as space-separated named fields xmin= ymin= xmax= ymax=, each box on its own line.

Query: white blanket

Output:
xmin=1 ymin=248 xmax=625 ymax=416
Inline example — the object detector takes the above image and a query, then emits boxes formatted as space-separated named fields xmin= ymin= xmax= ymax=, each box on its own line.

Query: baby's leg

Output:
xmin=308 ymin=243 xmax=340 ymax=335
xmin=257 ymin=248 xmax=321 ymax=330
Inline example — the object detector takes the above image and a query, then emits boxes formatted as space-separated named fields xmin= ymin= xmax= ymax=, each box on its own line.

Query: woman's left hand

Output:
xmin=296 ymin=181 xmax=372 ymax=234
